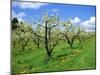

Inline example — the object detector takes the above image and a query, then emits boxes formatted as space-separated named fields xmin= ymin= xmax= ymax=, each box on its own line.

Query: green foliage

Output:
xmin=12 ymin=36 xmax=96 ymax=74
xmin=12 ymin=21 xmax=33 ymax=51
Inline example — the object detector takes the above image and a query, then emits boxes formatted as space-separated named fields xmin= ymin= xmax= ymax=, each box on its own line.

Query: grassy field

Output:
xmin=12 ymin=36 xmax=96 ymax=74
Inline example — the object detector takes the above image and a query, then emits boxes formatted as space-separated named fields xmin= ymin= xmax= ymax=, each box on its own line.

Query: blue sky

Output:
xmin=12 ymin=1 xmax=96 ymax=32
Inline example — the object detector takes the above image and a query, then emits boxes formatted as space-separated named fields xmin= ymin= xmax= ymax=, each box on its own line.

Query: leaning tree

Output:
xmin=42 ymin=14 xmax=61 ymax=60
xmin=32 ymin=22 xmax=43 ymax=48
xmin=29 ymin=14 xmax=61 ymax=60
xmin=61 ymin=18 xmax=82 ymax=48
xmin=13 ymin=22 xmax=33 ymax=51
xmin=77 ymin=31 xmax=86 ymax=48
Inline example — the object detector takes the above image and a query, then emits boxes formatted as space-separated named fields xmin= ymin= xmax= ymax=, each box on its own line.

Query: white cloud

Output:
xmin=74 ymin=17 xmax=81 ymax=24
xmin=70 ymin=16 xmax=95 ymax=32
xmin=12 ymin=10 xmax=26 ymax=22
xmin=89 ymin=17 xmax=95 ymax=25
xmin=81 ymin=17 xmax=95 ymax=26
xmin=12 ymin=1 xmax=48 ymax=9
xmin=71 ymin=17 xmax=81 ymax=26
xmin=81 ymin=16 xmax=96 ymax=32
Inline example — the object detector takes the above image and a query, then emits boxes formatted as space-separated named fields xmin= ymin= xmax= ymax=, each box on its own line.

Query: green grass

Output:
xmin=12 ymin=36 xmax=96 ymax=74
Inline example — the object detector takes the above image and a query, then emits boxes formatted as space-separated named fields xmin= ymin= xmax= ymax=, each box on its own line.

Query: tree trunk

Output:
xmin=44 ymin=21 xmax=53 ymax=61
xmin=37 ymin=37 xmax=40 ymax=48
xmin=70 ymin=43 xmax=73 ymax=48
xmin=44 ymin=21 xmax=49 ymax=59
xmin=47 ymin=50 xmax=52 ymax=61
xmin=22 ymin=45 xmax=25 ymax=51
xmin=21 ymin=39 xmax=29 ymax=51
xmin=70 ymin=39 xmax=73 ymax=48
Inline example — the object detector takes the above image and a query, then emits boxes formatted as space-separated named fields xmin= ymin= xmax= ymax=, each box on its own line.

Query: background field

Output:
xmin=12 ymin=35 xmax=96 ymax=74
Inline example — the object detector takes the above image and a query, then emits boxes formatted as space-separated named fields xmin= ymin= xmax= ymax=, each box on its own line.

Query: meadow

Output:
xmin=12 ymin=34 xmax=96 ymax=74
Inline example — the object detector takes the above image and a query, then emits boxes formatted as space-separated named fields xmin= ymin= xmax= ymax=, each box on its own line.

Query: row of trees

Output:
xmin=12 ymin=14 xmax=94 ymax=60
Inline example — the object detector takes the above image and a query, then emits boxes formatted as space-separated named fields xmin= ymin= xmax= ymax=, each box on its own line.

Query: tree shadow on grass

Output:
xmin=43 ymin=46 xmax=81 ymax=64
xmin=54 ymin=47 xmax=81 ymax=61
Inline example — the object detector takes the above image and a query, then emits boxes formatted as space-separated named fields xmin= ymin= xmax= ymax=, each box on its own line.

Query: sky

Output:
xmin=12 ymin=1 xmax=96 ymax=32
